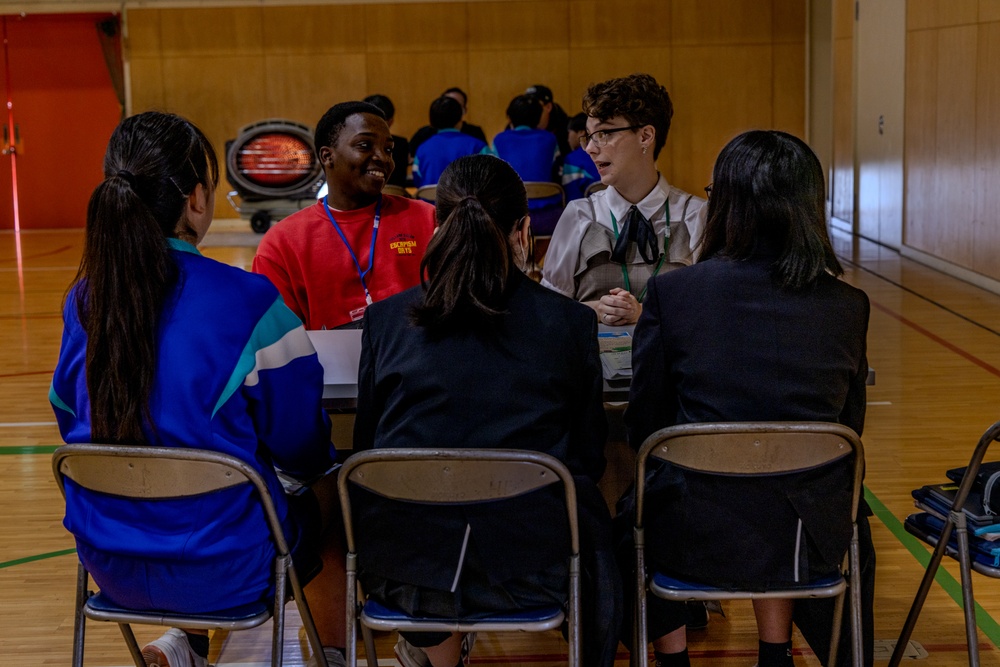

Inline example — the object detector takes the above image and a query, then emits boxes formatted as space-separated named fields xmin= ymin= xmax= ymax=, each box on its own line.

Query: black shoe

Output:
xmin=685 ymin=600 xmax=710 ymax=630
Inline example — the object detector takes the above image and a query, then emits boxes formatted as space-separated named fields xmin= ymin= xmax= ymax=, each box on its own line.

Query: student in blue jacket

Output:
xmin=50 ymin=112 xmax=348 ymax=667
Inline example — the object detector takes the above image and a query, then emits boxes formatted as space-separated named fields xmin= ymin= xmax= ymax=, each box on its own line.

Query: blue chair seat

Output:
xmin=361 ymin=598 xmax=565 ymax=633
xmin=650 ymin=570 xmax=846 ymax=600
xmin=85 ymin=591 xmax=271 ymax=629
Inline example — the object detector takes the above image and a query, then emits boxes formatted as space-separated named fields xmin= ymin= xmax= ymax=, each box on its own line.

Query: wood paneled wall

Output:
xmin=904 ymin=1 xmax=1000 ymax=281
xmin=829 ymin=0 xmax=854 ymax=224
xmin=125 ymin=0 xmax=805 ymax=219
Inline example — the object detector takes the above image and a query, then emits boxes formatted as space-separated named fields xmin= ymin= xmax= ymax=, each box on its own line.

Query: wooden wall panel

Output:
xmin=128 ymin=57 xmax=166 ymax=113
xmin=831 ymin=32 xmax=853 ymax=222
xmin=672 ymin=45 xmax=774 ymax=194
xmin=263 ymin=54 xmax=368 ymax=124
xmin=903 ymin=29 xmax=937 ymax=253
xmin=469 ymin=1 xmax=569 ymax=50
xmin=973 ymin=22 xmax=1000 ymax=277
xmin=981 ymin=0 xmax=1000 ymax=23
xmin=568 ymin=0 xmax=671 ymax=48
xmin=125 ymin=1 xmax=806 ymax=220
xmin=671 ymin=0 xmax=772 ymax=45
xmin=772 ymin=42 xmax=806 ymax=134
xmin=261 ymin=4 xmax=367 ymax=54
xmin=468 ymin=48 xmax=571 ymax=142
xmin=156 ymin=7 xmax=264 ymax=57
xmin=903 ymin=26 xmax=977 ymax=267
xmin=364 ymin=2 xmax=467 ymax=52
xmin=126 ymin=8 xmax=160 ymax=58
xmin=367 ymin=51 xmax=470 ymax=140
xmin=773 ymin=0 xmax=807 ymax=42
xmin=907 ymin=0 xmax=978 ymax=30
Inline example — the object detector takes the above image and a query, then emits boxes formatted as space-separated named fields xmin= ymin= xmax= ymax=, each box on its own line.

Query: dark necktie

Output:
xmin=611 ymin=205 xmax=661 ymax=265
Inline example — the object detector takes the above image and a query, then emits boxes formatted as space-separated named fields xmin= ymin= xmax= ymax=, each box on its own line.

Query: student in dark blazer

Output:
xmin=624 ymin=131 xmax=873 ymax=667
xmin=354 ymin=154 xmax=620 ymax=667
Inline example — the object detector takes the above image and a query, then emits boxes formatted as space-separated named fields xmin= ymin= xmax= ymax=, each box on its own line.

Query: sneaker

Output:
xmin=685 ymin=601 xmax=710 ymax=631
xmin=140 ymin=629 xmax=208 ymax=667
xmin=394 ymin=636 xmax=431 ymax=667
xmin=460 ymin=632 xmax=477 ymax=665
xmin=307 ymin=647 xmax=347 ymax=667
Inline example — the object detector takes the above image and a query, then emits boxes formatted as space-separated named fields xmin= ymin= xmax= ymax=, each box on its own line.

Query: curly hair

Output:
xmin=582 ymin=73 xmax=673 ymax=159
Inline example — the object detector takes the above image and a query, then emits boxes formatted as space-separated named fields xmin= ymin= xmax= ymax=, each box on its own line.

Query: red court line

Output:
xmin=0 ymin=369 xmax=53 ymax=379
xmin=0 ymin=244 xmax=74 ymax=265
xmin=870 ymin=300 xmax=1000 ymax=379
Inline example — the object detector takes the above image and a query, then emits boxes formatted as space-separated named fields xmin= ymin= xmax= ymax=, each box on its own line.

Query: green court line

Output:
xmin=0 ymin=547 xmax=75 ymax=570
xmin=0 ymin=445 xmax=59 ymax=455
xmin=865 ymin=486 xmax=1000 ymax=648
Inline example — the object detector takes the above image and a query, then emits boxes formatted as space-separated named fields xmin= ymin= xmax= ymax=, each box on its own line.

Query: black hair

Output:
xmin=567 ymin=112 xmax=588 ymax=133
xmin=429 ymin=96 xmax=464 ymax=130
xmin=582 ymin=73 xmax=673 ymax=159
xmin=526 ymin=84 xmax=553 ymax=104
xmin=411 ymin=155 xmax=529 ymax=334
xmin=363 ymin=94 xmax=395 ymax=122
xmin=699 ymin=130 xmax=842 ymax=289
xmin=506 ymin=94 xmax=543 ymax=129
xmin=71 ymin=111 xmax=219 ymax=444
xmin=314 ymin=101 xmax=386 ymax=154
xmin=442 ymin=87 xmax=468 ymax=107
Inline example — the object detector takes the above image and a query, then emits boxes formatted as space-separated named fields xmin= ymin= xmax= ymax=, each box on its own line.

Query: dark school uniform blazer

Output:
xmin=353 ymin=271 xmax=608 ymax=591
xmin=624 ymin=247 xmax=870 ymax=586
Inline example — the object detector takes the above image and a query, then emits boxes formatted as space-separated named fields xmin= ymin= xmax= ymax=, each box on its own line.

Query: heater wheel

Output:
xmin=250 ymin=210 xmax=272 ymax=234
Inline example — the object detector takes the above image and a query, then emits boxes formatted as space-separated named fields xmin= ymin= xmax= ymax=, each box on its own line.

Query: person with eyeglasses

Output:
xmin=540 ymin=74 xmax=707 ymax=326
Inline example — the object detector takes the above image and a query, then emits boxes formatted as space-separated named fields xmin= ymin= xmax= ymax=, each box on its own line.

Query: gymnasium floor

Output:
xmin=5 ymin=220 xmax=1000 ymax=665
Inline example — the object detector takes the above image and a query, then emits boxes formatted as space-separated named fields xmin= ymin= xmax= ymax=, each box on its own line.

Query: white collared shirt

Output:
xmin=540 ymin=174 xmax=707 ymax=299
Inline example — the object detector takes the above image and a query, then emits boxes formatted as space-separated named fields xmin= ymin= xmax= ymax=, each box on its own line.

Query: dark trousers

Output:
xmin=619 ymin=508 xmax=875 ymax=667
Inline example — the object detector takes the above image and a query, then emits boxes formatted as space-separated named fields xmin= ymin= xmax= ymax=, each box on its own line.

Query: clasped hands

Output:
xmin=597 ymin=288 xmax=641 ymax=326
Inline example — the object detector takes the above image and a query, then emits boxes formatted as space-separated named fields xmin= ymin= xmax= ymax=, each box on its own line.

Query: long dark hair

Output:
xmin=699 ymin=130 xmax=842 ymax=289
xmin=71 ymin=111 xmax=218 ymax=444
xmin=411 ymin=155 xmax=528 ymax=334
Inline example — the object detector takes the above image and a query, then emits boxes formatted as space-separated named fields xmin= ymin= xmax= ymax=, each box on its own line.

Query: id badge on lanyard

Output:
xmin=323 ymin=195 xmax=381 ymax=321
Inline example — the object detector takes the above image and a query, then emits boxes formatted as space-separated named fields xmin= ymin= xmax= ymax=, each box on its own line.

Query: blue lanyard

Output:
xmin=323 ymin=195 xmax=382 ymax=306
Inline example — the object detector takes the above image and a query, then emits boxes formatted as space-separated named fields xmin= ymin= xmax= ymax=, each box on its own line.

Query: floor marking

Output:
xmin=0 ymin=547 xmax=75 ymax=569
xmin=0 ymin=445 xmax=59 ymax=455
xmin=0 ymin=421 xmax=57 ymax=427
xmin=865 ymin=486 xmax=1000 ymax=649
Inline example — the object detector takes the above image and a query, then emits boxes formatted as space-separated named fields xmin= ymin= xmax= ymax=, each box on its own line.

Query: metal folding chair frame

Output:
xmin=632 ymin=422 xmax=866 ymax=667
xmin=52 ymin=443 xmax=329 ymax=667
xmin=889 ymin=419 xmax=1000 ymax=667
xmin=338 ymin=447 xmax=582 ymax=666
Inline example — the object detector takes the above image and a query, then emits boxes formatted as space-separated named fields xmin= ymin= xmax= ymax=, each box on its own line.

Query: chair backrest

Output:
xmin=52 ymin=443 xmax=292 ymax=556
xmin=635 ymin=422 xmax=864 ymax=528
xmin=584 ymin=181 xmax=607 ymax=197
xmin=382 ymin=184 xmax=410 ymax=198
xmin=415 ymin=185 xmax=437 ymax=202
xmin=523 ymin=181 xmax=566 ymax=207
xmin=339 ymin=448 xmax=579 ymax=555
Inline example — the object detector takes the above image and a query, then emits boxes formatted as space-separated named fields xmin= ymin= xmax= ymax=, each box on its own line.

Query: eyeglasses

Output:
xmin=579 ymin=125 xmax=642 ymax=149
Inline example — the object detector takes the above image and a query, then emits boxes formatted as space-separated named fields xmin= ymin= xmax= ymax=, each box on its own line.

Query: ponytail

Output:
xmin=412 ymin=197 xmax=513 ymax=333
xmin=409 ymin=155 xmax=528 ymax=335
xmin=69 ymin=112 xmax=218 ymax=445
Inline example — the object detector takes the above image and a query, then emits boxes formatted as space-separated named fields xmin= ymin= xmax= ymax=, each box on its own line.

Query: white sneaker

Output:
xmin=394 ymin=636 xmax=431 ymax=667
xmin=393 ymin=632 xmax=476 ymax=667
xmin=460 ymin=632 xmax=476 ymax=665
xmin=140 ymin=628 xmax=208 ymax=667
xmin=307 ymin=647 xmax=347 ymax=667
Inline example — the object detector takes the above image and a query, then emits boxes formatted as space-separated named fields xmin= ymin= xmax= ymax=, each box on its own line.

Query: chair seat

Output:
xmin=361 ymin=598 xmax=565 ymax=633
xmin=85 ymin=592 xmax=271 ymax=630
xmin=650 ymin=570 xmax=846 ymax=601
